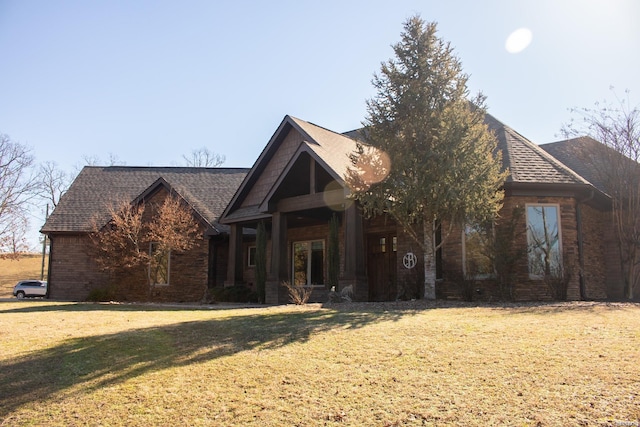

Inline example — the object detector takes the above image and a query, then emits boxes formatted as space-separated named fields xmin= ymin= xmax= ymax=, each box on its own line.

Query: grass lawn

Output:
xmin=0 ymin=255 xmax=47 ymax=298
xmin=0 ymin=300 xmax=638 ymax=426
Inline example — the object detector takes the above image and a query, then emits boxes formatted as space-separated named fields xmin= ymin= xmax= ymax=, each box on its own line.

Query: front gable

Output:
xmin=132 ymin=177 xmax=213 ymax=234
xmin=221 ymin=116 xmax=358 ymax=224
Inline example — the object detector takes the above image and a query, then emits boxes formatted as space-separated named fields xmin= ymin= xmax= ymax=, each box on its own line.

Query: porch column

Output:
xmin=266 ymin=212 xmax=288 ymax=303
xmin=224 ymin=224 xmax=243 ymax=286
xmin=343 ymin=203 xmax=368 ymax=300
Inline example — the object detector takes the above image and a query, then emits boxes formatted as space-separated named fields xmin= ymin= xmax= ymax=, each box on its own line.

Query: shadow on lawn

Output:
xmin=0 ymin=301 xmax=225 ymax=314
xmin=0 ymin=306 xmax=411 ymax=418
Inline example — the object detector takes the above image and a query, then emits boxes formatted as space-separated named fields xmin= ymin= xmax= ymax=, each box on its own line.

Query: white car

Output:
xmin=13 ymin=280 xmax=48 ymax=299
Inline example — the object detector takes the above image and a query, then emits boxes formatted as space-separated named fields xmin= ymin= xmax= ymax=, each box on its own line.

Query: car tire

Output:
xmin=16 ymin=291 xmax=25 ymax=299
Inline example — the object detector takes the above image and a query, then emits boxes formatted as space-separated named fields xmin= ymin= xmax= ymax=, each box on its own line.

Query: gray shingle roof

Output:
xmin=41 ymin=166 xmax=249 ymax=234
xmin=484 ymin=114 xmax=590 ymax=186
xmin=540 ymin=136 xmax=618 ymax=194
xmin=221 ymin=115 xmax=361 ymax=224
xmin=290 ymin=116 xmax=359 ymax=182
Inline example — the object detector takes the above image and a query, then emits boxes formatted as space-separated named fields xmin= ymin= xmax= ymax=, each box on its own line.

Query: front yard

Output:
xmin=0 ymin=300 xmax=638 ymax=426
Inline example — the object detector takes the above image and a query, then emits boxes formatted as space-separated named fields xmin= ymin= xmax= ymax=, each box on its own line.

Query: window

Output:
xmin=248 ymin=246 xmax=256 ymax=267
xmin=149 ymin=242 xmax=170 ymax=285
xmin=526 ymin=205 xmax=561 ymax=278
xmin=463 ymin=223 xmax=494 ymax=279
xmin=293 ymin=240 xmax=324 ymax=286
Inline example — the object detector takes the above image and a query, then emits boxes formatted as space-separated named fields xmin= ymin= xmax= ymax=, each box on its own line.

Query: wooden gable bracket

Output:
xmin=259 ymin=145 xmax=347 ymax=214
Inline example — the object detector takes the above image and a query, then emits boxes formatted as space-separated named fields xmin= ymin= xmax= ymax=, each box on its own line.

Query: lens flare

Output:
xmin=505 ymin=28 xmax=533 ymax=54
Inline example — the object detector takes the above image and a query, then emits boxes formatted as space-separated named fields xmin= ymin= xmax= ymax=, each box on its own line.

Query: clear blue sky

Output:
xmin=1 ymin=0 xmax=638 ymax=247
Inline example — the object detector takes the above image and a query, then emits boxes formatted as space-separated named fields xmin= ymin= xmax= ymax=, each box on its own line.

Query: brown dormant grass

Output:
xmin=0 ymin=255 xmax=47 ymax=298
xmin=0 ymin=300 xmax=638 ymax=426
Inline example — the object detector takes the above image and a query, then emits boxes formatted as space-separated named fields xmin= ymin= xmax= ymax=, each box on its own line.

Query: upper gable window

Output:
xmin=526 ymin=204 xmax=561 ymax=278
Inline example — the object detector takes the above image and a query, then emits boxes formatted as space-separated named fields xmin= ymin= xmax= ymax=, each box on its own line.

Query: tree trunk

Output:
xmin=423 ymin=220 xmax=436 ymax=299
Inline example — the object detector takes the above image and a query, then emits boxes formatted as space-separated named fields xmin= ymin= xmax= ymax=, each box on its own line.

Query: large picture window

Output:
xmin=293 ymin=240 xmax=324 ymax=286
xmin=526 ymin=205 xmax=561 ymax=278
xmin=149 ymin=242 xmax=170 ymax=285
xmin=463 ymin=224 xmax=494 ymax=279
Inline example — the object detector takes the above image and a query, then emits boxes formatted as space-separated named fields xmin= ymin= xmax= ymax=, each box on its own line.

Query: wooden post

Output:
xmin=266 ymin=212 xmax=287 ymax=303
xmin=224 ymin=224 xmax=243 ymax=286
xmin=343 ymin=203 xmax=367 ymax=300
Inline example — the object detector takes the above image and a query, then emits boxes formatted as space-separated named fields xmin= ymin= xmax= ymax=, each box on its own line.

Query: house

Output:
xmin=41 ymin=166 xmax=248 ymax=302
xmin=219 ymin=115 xmax=615 ymax=303
xmin=540 ymin=136 xmax=638 ymax=300
xmin=42 ymin=115 xmax=622 ymax=303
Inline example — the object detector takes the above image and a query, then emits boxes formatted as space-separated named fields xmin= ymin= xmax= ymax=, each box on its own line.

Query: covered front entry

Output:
xmin=219 ymin=115 xmax=372 ymax=303
xmin=367 ymin=233 xmax=397 ymax=301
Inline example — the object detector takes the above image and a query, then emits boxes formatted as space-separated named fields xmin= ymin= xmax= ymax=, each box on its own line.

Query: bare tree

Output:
xmin=182 ymin=147 xmax=225 ymax=167
xmin=90 ymin=194 xmax=202 ymax=289
xmin=38 ymin=161 xmax=72 ymax=208
xmin=563 ymin=90 xmax=640 ymax=299
xmin=147 ymin=194 xmax=202 ymax=253
xmin=0 ymin=134 xmax=39 ymax=256
xmin=74 ymin=153 xmax=126 ymax=174
xmin=90 ymin=200 xmax=147 ymax=272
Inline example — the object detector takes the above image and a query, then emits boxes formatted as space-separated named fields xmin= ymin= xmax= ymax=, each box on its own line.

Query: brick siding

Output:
xmin=48 ymin=188 xmax=210 ymax=302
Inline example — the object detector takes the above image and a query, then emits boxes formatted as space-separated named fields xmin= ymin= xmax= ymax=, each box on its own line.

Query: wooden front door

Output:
xmin=367 ymin=234 xmax=397 ymax=301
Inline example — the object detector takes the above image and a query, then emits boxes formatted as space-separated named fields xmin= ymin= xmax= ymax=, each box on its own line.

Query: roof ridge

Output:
xmin=289 ymin=116 xmax=359 ymax=142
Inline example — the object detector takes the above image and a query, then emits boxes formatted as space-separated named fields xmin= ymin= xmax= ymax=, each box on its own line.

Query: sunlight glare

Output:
xmin=505 ymin=28 xmax=533 ymax=54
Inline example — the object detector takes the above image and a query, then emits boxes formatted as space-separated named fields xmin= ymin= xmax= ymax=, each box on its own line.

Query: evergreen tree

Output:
xmin=348 ymin=16 xmax=506 ymax=299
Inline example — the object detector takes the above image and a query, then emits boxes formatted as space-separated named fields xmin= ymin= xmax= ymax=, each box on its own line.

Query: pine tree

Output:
xmin=348 ymin=16 xmax=506 ymax=299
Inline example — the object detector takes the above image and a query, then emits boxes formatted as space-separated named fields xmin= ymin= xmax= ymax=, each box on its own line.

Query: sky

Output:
xmin=0 ymin=0 xmax=639 ymax=248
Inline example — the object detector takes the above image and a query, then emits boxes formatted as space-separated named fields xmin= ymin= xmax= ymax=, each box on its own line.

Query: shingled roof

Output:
xmin=221 ymin=116 xmax=359 ymax=223
xmin=222 ymin=114 xmax=604 ymax=224
xmin=540 ymin=136 xmax=620 ymax=195
xmin=41 ymin=166 xmax=249 ymax=235
xmin=483 ymin=114 xmax=590 ymax=187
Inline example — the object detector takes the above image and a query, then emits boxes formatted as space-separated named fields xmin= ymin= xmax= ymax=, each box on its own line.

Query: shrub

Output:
xmin=545 ymin=260 xmax=573 ymax=301
xmin=86 ymin=287 xmax=115 ymax=302
xmin=209 ymin=285 xmax=258 ymax=303
xmin=282 ymin=281 xmax=312 ymax=305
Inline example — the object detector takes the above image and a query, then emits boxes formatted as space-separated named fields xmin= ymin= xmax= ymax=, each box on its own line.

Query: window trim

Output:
xmin=525 ymin=203 xmax=562 ymax=280
xmin=291 ymin=239 xmax=325 ymax=288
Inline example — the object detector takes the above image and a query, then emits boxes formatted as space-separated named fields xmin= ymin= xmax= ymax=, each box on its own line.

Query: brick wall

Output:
xmin=580 ymin=204 xmax=608 ymax=299
xmin=48 ymin=234 xmax=110 ymax=301
xmin=48 ymin=188 xmax=210 ymax=302
xmin=436 ymin=195 xmax=611 ymax=301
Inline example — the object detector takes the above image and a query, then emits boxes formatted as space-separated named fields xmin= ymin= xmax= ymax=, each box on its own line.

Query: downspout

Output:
xmin=576 ymin=189 xmax=594 ymax=300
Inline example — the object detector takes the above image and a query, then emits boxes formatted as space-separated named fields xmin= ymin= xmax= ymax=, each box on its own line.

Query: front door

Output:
xmin=367 ymin=234 xmax=397 ymax=301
